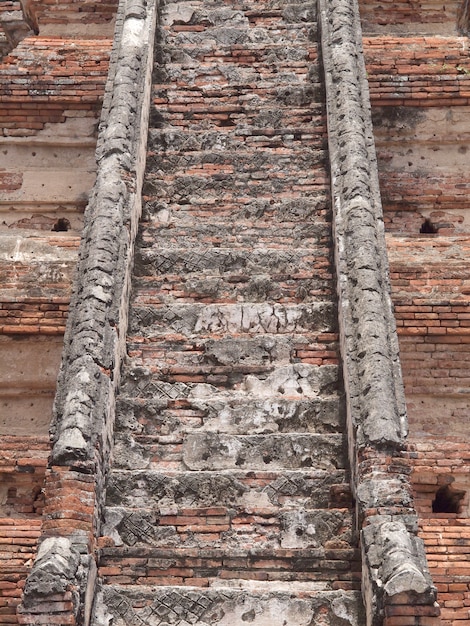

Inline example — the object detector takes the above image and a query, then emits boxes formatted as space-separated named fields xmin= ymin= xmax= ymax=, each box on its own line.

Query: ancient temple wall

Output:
xmin=361 ymin=0 xmax=470 ymax=621
xmin=0 ymin=1 xmax=117 ymax=623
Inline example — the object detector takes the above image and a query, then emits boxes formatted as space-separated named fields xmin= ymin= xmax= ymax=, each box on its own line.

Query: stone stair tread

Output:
xmin=147 ymin=130 xmax=326 ymax=154
xmin=94 ymin=584 xmax=364 ymax=626
xmin=134 ymin=246 xmax=332 ymax=264
xmin=118 ymin=364 xmax=340 ymax=403
xmin=131 ymin=280 xmax=333 ymax=305
xmin=115 ymin=395 xmax=344 ymax=436
xmin=147 ymin=130 xmax=326 ymax=153
xmin=137 ymin=229 xmax=329 ymax=248
xmin=112 ymin=431 xmax=346 ymax=472
xmin=127 ymin=303 xmax=336 ymax=339
xmin=144 ymin=174 xmax=328 ymax=201
xmin=102 ymin=502 xmax=355 ymax=551
xmin=105 ymin=467 xmax=351 ymax=510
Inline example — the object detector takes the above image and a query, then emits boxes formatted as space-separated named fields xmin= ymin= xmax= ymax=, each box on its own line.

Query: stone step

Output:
xmin=127 ymin=303 xmax=336 ymax=340
xmin=132 ymin=273 xmax=333 ymax=304
xmin=147 ymin=128 xmax=326 ymax=156
xmin=134 ymin=248 xmax=331 ymax=276
xmin=93 ymin=585 xmax=364 ymax=625
xmin=105 ymin=469 xmax=351 ymax=510
xmin=152 ymin=85 xmax=324 ymax=117
xmin=97 ymin=545 xmax=361 ymax=586
xmin=160 ymin=2 xmax=317 ymax=29
xmin=112 ymin=432 xmax=346 ymax=472
xmin=137 ymin=223 xmax=331 ymax=251
xmin=119 ymin=363 xmax=339 ymax=400
xmin=115 ymin=394 xmax=344 ymax=436
xmin=143 ymin=168 xmax=328 ymax=203
xmin=102 ymin=504 xmax=356 ymax=551
xmin=146 ymin=147 xmax=326 ymax=178
xmin=142 ymin=192 xmax=329 ymax=229
xmin=124 ymin=334 xmax=339 ymax=380
xmin=160 ymin=21 xmax=318 ymax=48
xmin=161 ymin=26 xmax=317 ymax=55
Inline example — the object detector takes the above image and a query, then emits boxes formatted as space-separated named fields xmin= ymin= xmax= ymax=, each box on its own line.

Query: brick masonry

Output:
xmin=362 ymin=0 xmax=470 ymax=622
xmin=0 ymin=0 xmax=116 ymax=623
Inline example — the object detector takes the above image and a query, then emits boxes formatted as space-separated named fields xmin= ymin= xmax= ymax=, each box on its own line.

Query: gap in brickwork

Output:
xmin=432 ymin=484 xmax=465 ymax=514
xmin=419 ymin=218 xmax=437 ymax=234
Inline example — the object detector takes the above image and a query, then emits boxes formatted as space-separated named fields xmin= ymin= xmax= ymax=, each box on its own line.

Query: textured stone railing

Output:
xmin=318 ymin=0 xmax=439 ymax=624
xmin=18 ymin=0 xmax=157 ymax=624
xmin=0 ymin=0 xmax=38 ymax=58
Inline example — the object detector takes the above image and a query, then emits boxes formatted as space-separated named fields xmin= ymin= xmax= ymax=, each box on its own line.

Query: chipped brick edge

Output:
xmin=318 ymin=0 xmax=438 ymax=623
xmin=17 ymin=0 xmax=158 ymax=624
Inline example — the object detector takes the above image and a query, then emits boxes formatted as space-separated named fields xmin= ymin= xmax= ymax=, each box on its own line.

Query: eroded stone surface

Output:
xmin=94 ymin=587 xmax=364 ymax=626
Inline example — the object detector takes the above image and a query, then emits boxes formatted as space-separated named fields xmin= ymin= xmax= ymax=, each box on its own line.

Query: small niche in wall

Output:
xmin=51 ymin=217 xmax=71 ymax=232
xmin=420 ymin=218 xmax=438 ymax=234
xmin=432 ymin=484 xmax=466 ymax=514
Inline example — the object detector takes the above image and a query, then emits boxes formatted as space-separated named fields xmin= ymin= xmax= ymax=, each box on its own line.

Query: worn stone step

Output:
xmin=105 ymin=469 xmax=351 ymax=510
xmin=152 ymin=84 xmax=324 ymax=115
xmin=119 ymin=363 xmax=339 ymax=401
xmin=112 ymin=432 xmax=346 ymax=472
xmin=124 ymin=335 xmax=339 ymax=382
xmin=143 ymin=168 xmax=328 ymax=202
xmin=115 ymin=394 xmax=344 ymax=436
xmin=93 ymin=585 xmax=364 ymax=625
xmin=143 ymin=167 xmax=328 ymax=197
xmin=103 ymin=507 xmax=357 ymax=559
xmin=128 ymin=303 xmax=336 ymax=341
xmin=103 ymin=504 xmax=355 ymax=551
xmin=142 ymin=192 xmax=329 ymax=229
xmin=137 ymin=225 xmax=330 ymax=251
xmin=147 ymin=148 xmax=326 ymax=178
xmin=160 ymin=2 xmax=317 ymax=29
xmin=134 ymin=248 xmax=331 ymax=277
xmin=147 ymin=128 xmax=326 ymax=156
xmin=161 ymin=25 xmax=317 ymax=53
xmin=132 ymin=273 xmax=333 ymax=304
xmin=97 ymin=545 xmax=361 ymax=586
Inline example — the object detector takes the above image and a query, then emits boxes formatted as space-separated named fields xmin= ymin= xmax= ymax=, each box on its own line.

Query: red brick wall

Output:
xmin=409 ymin=440 xmax=470 ymax=625
xmin=359 ymin=0 xmax=461 ymax=32
xmin=0 ymin=437 xmax=49 ymax=624
xmin=0 ymin=1 xmax=117 ymax=623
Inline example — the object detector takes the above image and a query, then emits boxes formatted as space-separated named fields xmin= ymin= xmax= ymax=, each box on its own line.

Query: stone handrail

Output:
xmin=318 ymin=0 xmax=439 ymax=623
xmin=18 ymin=0 xmax=158 ymax=624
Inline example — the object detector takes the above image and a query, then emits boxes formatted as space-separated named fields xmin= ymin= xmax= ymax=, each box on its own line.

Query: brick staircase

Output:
xmin=91 ymin=1 xmax=364 ymax=624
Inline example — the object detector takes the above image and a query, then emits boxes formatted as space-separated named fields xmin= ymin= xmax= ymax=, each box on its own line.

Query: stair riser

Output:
xmin=103 ymin=506 xmax=355 ymax=551
xmin=98 ymin=553 xmax=362 ymax=587
xmin=138 ymin=226 xmax=331 ymax=250
xmin=132 ymin=277 xmax=334 ymax=305
xmin=133 ymin=249 xmax=332 ymax=279
xmin=94 ymin=587 xmax=364 ymax=626
xmin=128 ymin=305 xmax=336 ymax=341
xmin=147 ymin=129 xmax=326 ymax=156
